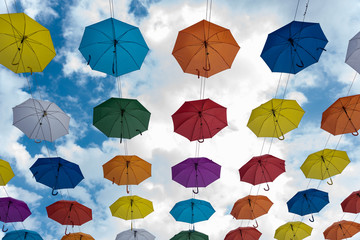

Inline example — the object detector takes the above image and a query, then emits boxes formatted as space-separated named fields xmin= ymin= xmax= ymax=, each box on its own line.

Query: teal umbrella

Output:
xmin=170 ymin=230 xmax=208 ymax=240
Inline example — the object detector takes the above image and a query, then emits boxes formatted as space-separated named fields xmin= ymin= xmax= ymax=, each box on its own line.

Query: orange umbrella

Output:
xmin=61 ymin=232 xmax=94 ymax=240
xmin=172 ymin=19 xmax=240 ymax=78
xmin=321 ymin=94 xmax=360 ymax=136
xmin=323 ymin=220 xmax=360 ymax=240
xmin=103 ymin=155 xmax=151 ymax=193
xmin=230 ymin=195 xmax=273 ymax=228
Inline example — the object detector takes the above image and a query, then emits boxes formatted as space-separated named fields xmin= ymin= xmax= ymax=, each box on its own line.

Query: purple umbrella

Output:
xmin=0 ymin=197 xmax=31 ymax=232
xmin=171 ymin=157 xmax=221 ymax=194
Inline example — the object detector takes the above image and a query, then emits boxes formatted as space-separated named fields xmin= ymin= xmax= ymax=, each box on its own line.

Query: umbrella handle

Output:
xmin=87 ymin=55 xmax=91 ymax=65
xmin=65 ymin=226 xmax=70 ymax=235
xmin=2 ymin=225 xmax=8 ymax=232
xmin=196 ymin=69 xmax=200 ymax=78
xmin=52 ymin=189 xmax=59 ymax=196
xmin=34 ymin=139 xmax=42 ymax=143
xmin=309 ymin=215 xmax=314 ymax=222
xmin=352 ymin=131 xmax=359 ymax=136
xmin=317 ymin=47 xmax=326 ymax=51
xmin=197 ymin=138 xmax=204 ymax=143
xmin=203 ymin=63 xmax=211 ymax=72
xmin=127 ymin=185 xmax=130 ymax=194
xmin=264 ymin=183 xmax=270 ymax=191
xmin=327 ymin=178 xmax=333 ymax=185
xmin=192 ymin=186 xmax=199 ymax=194
xmin=277 ymin=135 xmax=285 ymax=140
xmin=136 ymin=129 xmax=143 ymax=135
xmin=253 ymin=219 xmax=259 ymax=228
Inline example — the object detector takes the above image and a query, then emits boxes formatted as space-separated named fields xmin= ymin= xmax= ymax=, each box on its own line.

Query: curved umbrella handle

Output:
xmin=52 ymin=189 xmax=58 ymax=196
xmin=126 ymin=185 xmax=130 ymax=194
xmin=197 ymin=138 xmax=204 ymax=143
xmin=136 ymin=129 xmax=143 ymax=135
xmin=253 ymin=219 xmax=259 ymax=228
xmin=87 ymin=55 xmax=91 ymax=65
xmin=65 ymin=226 xmax=70 ymax=235
xmin=327 ymin=178 xmax=333 ymax=185
xmin=34 ymin=139 xmax=42 ymax=143
xmin=277 ymin=135 xmax=285 ymax=141
xmin=309 ymin=215 xmax=314 ymax=222
xmin=2 ymin=225 xmax=8 ymax=232
xmin=352 ymin=131 xmax=359 ymax=136
xmin=196 ymin=69 xmax=200 ymax=78
xmin=264 ymin=183 xmax=270 ymax=191
xmin=192 ymin=186 xmax=199 ymax=194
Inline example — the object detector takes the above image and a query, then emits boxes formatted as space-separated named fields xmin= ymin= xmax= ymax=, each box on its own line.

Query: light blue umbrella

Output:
xmin=170 ymin=198 xmax=215 ymax=224
xmin=2 ymin=229 xmax=43 ymax=240
xmin=78 ymin=18 xmax=149 ymax=77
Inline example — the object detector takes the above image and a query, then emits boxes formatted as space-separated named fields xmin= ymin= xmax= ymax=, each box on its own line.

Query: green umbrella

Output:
xmin=170 ymin=230 xmax=208 ymax=240
xmin=93 ymin=98 xmax=150 ymax=141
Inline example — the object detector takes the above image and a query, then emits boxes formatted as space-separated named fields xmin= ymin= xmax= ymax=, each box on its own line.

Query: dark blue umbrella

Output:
xmin=170 ymin=198 xmax=215 ymax=224
xmin=30 ymin=157 xmax=84 ymax=196
xmin=78 ymin=18 xmax=149 ymax=77
xmin=287 ymin=188 xmax=329 ymax=222
xmin=261 ymin=21 xmax=328 ymax=74
xmin=3 ymin=229 xmax=43 ymax=240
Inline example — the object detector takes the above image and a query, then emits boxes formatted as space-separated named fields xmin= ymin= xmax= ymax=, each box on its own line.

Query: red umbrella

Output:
xmin=171 ymin=98 xmax=227 ymax=142
xmin=46 ymin=200 xmax=92 ymax=234
xmin=225 ymin=227 xmax=262 ymax=240
xmin=239 ymin=154 xmax=285 ymax=191
xmin=341 ymin=190 xmax=360 ymax=213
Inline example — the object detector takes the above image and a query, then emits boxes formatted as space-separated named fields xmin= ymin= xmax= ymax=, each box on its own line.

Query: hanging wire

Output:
xmin=302 ymin=0 xmax=310 ymax=22
xmin=293 ymin=0 xmax=301 ymax=20
xmin=2 ymin=186 xmax=9 ymax=196
xmin=109 ymin=0 xmax=115 ymax=18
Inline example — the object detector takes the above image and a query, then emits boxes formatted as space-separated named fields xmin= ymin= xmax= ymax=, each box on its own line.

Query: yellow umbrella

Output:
xmin=0 ymin=159 xmax=14 ymax=186
xmin=301 ymin=149 xmax=350 ymax=185
xmin=247 ymin=98 xmax=305 ymax=140
xmin=0 ymin=13 xmax=56 ymax=73
xmin=110 ymin=195 xmax=154 ymax=220
xmin=275 ymin=221 xmax=312 ymax=240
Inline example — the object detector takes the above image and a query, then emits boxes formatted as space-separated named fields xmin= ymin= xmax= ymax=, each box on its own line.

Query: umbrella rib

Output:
xmin=87 ymin=25 xmax=113 ymax=41
xmin=90 ymin=44 xmax=113 ymax=70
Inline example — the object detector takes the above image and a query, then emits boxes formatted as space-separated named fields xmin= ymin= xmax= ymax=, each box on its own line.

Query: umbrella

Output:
xmin=0 ymin=159 xmax=14 ymax=186
xmin=172 ymin=98 xmax=227 ymax=142
xmin=0 ymin=13 xmax=56 ymax=73
xmin=172 ymin=157 xmax=221 ymax=194
xmin=247 ymin=98 xmax=305 ymax=140
xmin=0 ymin=197 xmax=31 ymax=232
xmin=79 ymin=17 xmax=148 ymax=77
xmin=341 ymin=190 xmax=360 ymax=213
xmin=239 ymin=154 xmax=285 ymax=191
xmin=3 ymin=229 xmax=43 ymax=240
xmin=300 ymin=149 xmax=350 ymax=185
xmin=323 ymin=220 xmax=360 ymax=240
xmin=103 ymin=155 xmax=151 ymax=193
xmin=170 ymin=198 xmax=215 ymax=224
xmin=224 ymin=227 xmax=262 ymax=240
xmin=260 ymin=20 xmax=328 ymax=74
xmin=274 ymin=221 xmax=312 ymax=240
xmin=172 ymin=19 xmax=240 ymax=78
xmin=93 ymin=97 xmax=151 ymax=142
xmin=287 ymin=188 xmax=329 ymax=222
xmin=345 ymin=31 xmax=360 ymax=73
xmin=12 ymin=98 xmax=70 ymax=142
xmin=116 ymin=228 xmax=155 ymax=240
xmin=230 ymin=195 xmax=273 ymax=228
xmin=171 ymin=230 xmax=208 ymax=240
xmin=46 ymin=200 xmax=92 ymax=234
xmin=61 ymin=232 xmax=94 ymax=240
xmin=30 ymin=157 xmax=84 ymax=196
xmin=110 ymin=195 xmax=154 ymax=220
xmin=321 ymin=94 xmax=360 ymax=136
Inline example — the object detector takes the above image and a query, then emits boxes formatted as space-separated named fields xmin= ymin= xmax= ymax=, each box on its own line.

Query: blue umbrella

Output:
xmin=170 ymin=198 xmax=215 ymax=224
xmin=78 ymin=17 xmax=149 ymax=77
xmin=3 ymin=229 xmax=43 ymax=240
xmin=287 ymin=188 xmax=329 ymax=222
xmin=29 ymin=157 xmax=84 ymax=196
xmin=261 ymin=21 xmax=328 ymax=74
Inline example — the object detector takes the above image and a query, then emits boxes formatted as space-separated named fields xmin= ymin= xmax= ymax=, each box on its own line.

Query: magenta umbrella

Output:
xmin=0 ymin=197 xmax=31 ymax=232
xmin=171 ymin=157 xmax=221 ymax=194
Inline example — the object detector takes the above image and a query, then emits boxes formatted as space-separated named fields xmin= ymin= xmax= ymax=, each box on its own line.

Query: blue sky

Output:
xmin=1 ymin=0 xmax=360 ymax=239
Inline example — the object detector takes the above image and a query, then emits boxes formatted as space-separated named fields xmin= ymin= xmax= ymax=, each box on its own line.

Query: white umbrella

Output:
xmin=12 ymin=98 xmax=70 ymax=142
xmin=115 ymin=229 xmax=155 ymax=240
xmin=345 ymin=31 xmax=360 ymax=73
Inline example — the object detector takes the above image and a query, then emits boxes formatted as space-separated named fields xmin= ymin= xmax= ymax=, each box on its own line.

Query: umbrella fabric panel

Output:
xmin=0 ymin=13 xmax=56 ymax=73
xmin=230 ymin=195 xmax=273 ymax=220
xmin=287 ymin=188 xmax=329 ymax=216
xmin=116 ymin=228 xmax=155 ymax=240
xmin=274 ymin=221 xmax=312 ymax=240
xmin=345 ymin=31 xmax=360 ymax=73
xmin=110 ymin=195 xmax=154 ymax=220
xmin=3 ymin=230 xmax=43 ymax=240
xmin=224 ymin=227 xmax=262 ymax=240
xmin=170 ymin=198 xmax=215 ymax=224
xmin=0 ymin=159 xmax=14 ymax=186
xmin=0 ymin=197 xmax=31 ymax=223
xmin=61 ymin=232 xmax=94 ymax=240
xmin=323 ymin=220 xmax=360 ymax=240
xmin=170 ymin=230 xmax=208 ymax=240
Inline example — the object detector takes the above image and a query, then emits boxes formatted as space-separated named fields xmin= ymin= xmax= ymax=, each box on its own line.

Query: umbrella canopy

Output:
xmin=110 ymin=195 xmax=154 ymax=220
xmin=171 ymin=230 xmax=208 ymax=240
xmin=172 ymin=157 xmax=221 ymax=194
xmin=93 ymin=97 xmax=150 ymax=141
xmin=260 ymin=20 xmax=327 ymax=74
xmin=170 ymin=198 xmax=215 ymax=224
xmin=345 ymin=31 xmax=360 ymax=73
xmin=172 ymin=98 xmax=227 ymax=142
xmin=3 ymin=229 xmax=43 ymax=240
xmin=0 ymin=159 xmax=14 ymax=186
xmin=116 ymin=228 xmax=155 ymax=240
xmin=46 ymin=200 xmax=92 ymax=226
xmin=0 ymin=197 xmax=31 ymax=232
xmin=12 ymin=98 xmax=70 ymax=142
xmin=300 ymin=149 xmax=350 ymax=184
xmin=79 ymin=17 xmax=148 ymax=77
xmin=30 ymin=157 xmax=84 ymax=196
xmin=323 ymin=220 xmax=360 ymax=240
xmin=239 ymin=154 xmax=285 ymax=191
xmin=0 ymin=13 xmax=56 ymax=73
xmin=103 ymin=155 xmax=151 ymax=193
xmin=287 ymin=188 xmax=329 ymax=222
xmin=224 ymin=227 xmax=262 ymax=240
xmin=321 ymin=94 xmax=360 ymax=136
xmin=341 ymin=190 xmax=360 ymax=213
xmin=172 ymin=19 xmax=240 ymax=78
xmin=247 ymin=98 xmax=305 ymax=140
xmin=274 ymin=221 xmax=312 ymax=240
xmin=61 ymin=232 xmax=94 ymax=240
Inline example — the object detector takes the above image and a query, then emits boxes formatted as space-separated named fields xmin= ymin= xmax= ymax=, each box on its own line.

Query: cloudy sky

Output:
xmin=1 ymin=0 xmax=360 ymax=239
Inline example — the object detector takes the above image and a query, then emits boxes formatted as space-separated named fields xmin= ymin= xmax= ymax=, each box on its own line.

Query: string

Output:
xmin=109 ymin=0 xmax=115 ymax=18
xmin=274 ymin=73 xmax=283 ymax=99
xmin=293 ymin=0 xmax=301 ymax=20
xmin=2 ymin=186 xmax=9 ymax=196
xmin=302 ymin=0 xmax=310 ymax=22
